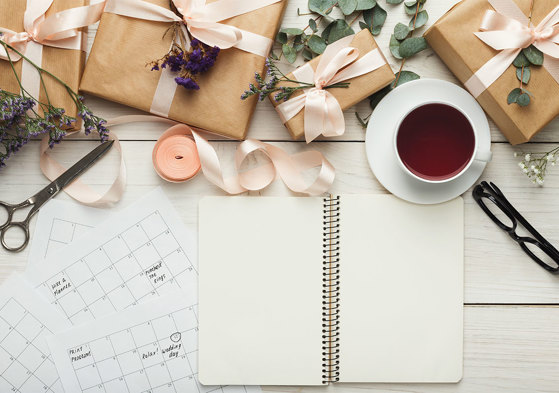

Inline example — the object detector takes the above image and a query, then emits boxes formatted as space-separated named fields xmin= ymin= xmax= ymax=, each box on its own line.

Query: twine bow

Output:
xmin=465 ymin=0 xmax=559 ymax=98
xmin=0 ymin=0 xmax=105 ymax=62
xmin=275 ymin=35 xmax=387 ymax=143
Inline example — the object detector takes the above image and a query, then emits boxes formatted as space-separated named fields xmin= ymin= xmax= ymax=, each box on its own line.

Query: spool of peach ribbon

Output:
xmin=152 ymin=127 xmax=201 ymax=182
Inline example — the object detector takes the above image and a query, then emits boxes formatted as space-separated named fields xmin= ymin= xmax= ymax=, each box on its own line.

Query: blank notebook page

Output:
xmin=198 ymin=197 xmax=324 ymax=386
xmin=337 ymin=195 xmax=464 ymax=382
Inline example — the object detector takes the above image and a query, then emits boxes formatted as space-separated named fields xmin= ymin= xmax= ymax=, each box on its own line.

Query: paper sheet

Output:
xmin=25 ymin=188 xmax=198 ymax=326
xmin=0 ymin=274 xmax=71 ymax=393
xmin=28 ymin=200 xmax=112 ymax=265
xmin=49 ymin=292 xmax=261 ymax=393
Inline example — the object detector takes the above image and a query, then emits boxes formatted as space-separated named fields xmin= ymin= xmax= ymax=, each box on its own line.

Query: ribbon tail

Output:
xmin=35 ymin=2 xmax=106 ymax=42
xmin=188 ymin=20 xmax=242 ymax=49
xmin=464 ymin=48 xmax=520 ymax=98
xmin=322 ymin=92 xmax=345 ymax=138
xmin=304 ymin=92 xmax=327 ymax=143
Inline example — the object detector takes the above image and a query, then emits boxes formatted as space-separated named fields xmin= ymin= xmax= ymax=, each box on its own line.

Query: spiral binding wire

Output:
xmin=322 ymin=194 xmax=340 ymax=384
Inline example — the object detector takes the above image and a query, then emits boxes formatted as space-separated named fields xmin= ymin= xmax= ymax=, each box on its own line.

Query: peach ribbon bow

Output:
xmin=0 ymin=0 xmax=105 ymax=99
xmin=103 ymin=0 xmax=281 ymax=57
xmin=465 ymin=0 xmax=559 ymax=98
xmin=275 ymin=34 xmax=387 ymax=143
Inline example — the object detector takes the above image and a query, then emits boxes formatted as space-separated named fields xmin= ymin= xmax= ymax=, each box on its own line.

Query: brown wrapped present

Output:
xmin=425 ymin=0 xmax=559 ymax=145
xmin=80 ymin=0 xmax=287 ymax=140
xmin=270 ymin=29 xmax=395 ymax=141
xmin=0 ymin=0 xmax=87 ymax=124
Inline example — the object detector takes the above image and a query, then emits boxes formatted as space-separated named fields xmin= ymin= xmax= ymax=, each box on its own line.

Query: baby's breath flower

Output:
xmin=525 ymin=153 xmax=531 ymax=161
xmin=515 ymin=146 xmax=559 ymax=186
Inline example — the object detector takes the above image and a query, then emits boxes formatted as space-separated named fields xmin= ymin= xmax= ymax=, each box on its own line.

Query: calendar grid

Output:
xmin=0 ymin=298 xmax=63 ymax=393
xmin=65 ymin=306 xmax=249 ymax=393
xmin=45 ymin=218 xmax=94 ymax=259
xmin=36 ymin=211 xmax=198 ymax=326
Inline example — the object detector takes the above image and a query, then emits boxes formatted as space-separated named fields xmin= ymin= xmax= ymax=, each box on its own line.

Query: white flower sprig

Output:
xmin=515 ymin=147 xmax=559 ymax=185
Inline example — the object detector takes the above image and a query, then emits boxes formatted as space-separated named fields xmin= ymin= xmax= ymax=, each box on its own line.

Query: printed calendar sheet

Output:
xmin=0 ymin=274 xmax=71 ymax=393
xmin=28 ymin=200 xmax=111 ymax=265
xmin=25 ymin=188 xmax=198 ymax=326
xmin=48 ymin=292 xmax=260 ymax=393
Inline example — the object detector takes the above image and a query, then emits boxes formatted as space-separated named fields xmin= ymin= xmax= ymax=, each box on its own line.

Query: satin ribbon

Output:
xmin=275 ymin=35 xmax=388 ymax=143
xmin=0 ymin=0 xmax=105 ymax=101
xmin=464 ymin=0 xmax=559 ymax=98
xmin=39 ymin=116 xmax=336 ymax=207
xmin=103 ymin=0 xmax=281 ymax=58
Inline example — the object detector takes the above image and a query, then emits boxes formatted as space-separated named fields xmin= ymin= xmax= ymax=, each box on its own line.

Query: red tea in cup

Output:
xmin=396 ymin=103 xmax=476 ymax=182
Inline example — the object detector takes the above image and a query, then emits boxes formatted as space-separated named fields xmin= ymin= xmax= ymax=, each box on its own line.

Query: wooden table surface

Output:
xmin=2 ymin=0 xmax=559 ymax=392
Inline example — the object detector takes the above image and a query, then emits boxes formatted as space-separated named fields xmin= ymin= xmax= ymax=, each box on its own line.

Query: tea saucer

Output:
xmin=365 ymin=78 xmax=491 ymax=205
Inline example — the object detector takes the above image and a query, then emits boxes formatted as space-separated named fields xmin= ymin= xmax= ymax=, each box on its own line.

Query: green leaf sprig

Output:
xmin=356 ymin=0 xmax=428 ymax=127
xmin=507 ymin=1 xmax=540 ymax=107
xmin=275 ymin=0 xmax=386 ymax=63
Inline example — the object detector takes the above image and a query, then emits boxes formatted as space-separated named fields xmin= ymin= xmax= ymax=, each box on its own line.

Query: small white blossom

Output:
xmin=536 ymin=177 xmax=544 ymax=185
xmin=525 ymin=153 xmax=531 ymax=161
xmin=530 ymin=164 xmax=536 ymax=172
xmin=547 ymin=154 xmax=554 ymax=161
xmin=534 ymin=168 xmax=540 ymax=174
xmin=518 ymin=162 xmax=525 ymax=168
xmin=523 ymin=168 xmax=529 ymax=173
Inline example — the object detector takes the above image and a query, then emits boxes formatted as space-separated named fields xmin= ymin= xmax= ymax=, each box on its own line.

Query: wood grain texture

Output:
xmin=1 ymin=0 xmax=559 ymax=391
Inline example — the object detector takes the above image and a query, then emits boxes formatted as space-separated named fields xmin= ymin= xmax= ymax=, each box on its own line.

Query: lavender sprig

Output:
xmin=0 ymin=36 xmax=108 ymax=167
xmin=241 ymin=57 xmax=349 ymax=102
xmin=149 ymin=38 xmax=220 ymax=90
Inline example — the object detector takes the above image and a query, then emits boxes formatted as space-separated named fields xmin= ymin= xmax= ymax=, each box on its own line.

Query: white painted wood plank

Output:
xmin=77 ymin=1 xmax=559 ymax=143
xmin=1 ymin=140 xmax=558 ymax=304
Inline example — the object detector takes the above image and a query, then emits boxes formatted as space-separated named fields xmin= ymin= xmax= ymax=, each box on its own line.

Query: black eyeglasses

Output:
xmin=473 ymin=181 xmax=559 ymax=273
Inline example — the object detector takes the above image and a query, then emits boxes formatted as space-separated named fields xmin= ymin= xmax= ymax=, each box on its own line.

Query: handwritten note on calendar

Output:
xmin=0 ymin=274 xmax=71 ymax=393
xmin=49 ymin=292 xmax=262 ymax=393
xmin=25 ymin=188 xmax=199 ymax=326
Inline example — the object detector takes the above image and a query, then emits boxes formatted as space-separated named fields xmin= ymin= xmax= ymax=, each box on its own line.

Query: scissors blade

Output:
xmin=35 ymin=140 xmax=115 ymax=204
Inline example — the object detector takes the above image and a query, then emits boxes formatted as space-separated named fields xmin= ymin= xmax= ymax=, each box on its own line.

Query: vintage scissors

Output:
xmin=0 ymin=140 xmax=114 ymax=252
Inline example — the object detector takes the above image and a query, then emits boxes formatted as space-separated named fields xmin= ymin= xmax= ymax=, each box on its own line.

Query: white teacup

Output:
xmin=393 ymin=100 xmax=492 ymax=184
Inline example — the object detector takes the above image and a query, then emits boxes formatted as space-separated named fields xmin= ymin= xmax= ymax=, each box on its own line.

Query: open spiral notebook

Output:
xmin=198 ymin=195 xmax=464 ymax=385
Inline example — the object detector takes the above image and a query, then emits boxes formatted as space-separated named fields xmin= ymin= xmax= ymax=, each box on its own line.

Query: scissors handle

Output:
xmin=0 ymin=200 xmax=33 ymax=253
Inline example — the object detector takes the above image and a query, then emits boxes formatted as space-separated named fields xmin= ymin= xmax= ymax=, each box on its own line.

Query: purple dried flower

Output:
xmin=175 ymin=77 xmax=200 ymax=90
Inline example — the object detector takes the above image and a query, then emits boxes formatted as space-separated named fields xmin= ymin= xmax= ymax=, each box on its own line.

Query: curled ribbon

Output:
xmin=464 ymin=0 xmax=559 ymax=98
xmin=39 ymin=116 xmax=336 ymax=207
xmin=275 ymin=34 xmax=388 ymax=143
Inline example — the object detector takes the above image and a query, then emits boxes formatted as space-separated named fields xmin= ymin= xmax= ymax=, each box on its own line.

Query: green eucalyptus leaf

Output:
xmin=338 ymin=0 xmax=358 ymax=15
xmin=309 ymin=18 xmax=318 ymax=32
xmin=308 ymin=34 xmax=327 ymax=54
xmin=394 ymin=23 xmax=410 ymax=40
xmin=355 ymin=112 xmax=369 ymax=128
xmin=386 ymin=0 xmax=404 ymax=4
xmin=308 ymin=0 xmax=336 ymax=16
xmin=404 ymin=0 xmax=417 ymax=6
xmin=302 ymin=47 xmax=314 ymax=61
xmin=328 ymin=19 xmax=355 ymax=43
xmin=517 ymin=92 xmax=531 ymax=106
xmin=356 ymin=0 xmax=376 ymax=10
xmin=398 ymin=36 xmax=428 ymax=58
xmin=294 ymin=43 xmax=305 ymax=51
xmin=276 ymin=31 xmax=287 ymax=44
xmin=405 ymin=2 xmax=422 ymax=15
xmin=359 ymin=21 xmax=370 ymax=31
xmin=280 ymin=28 xmax=304 ymax=35
xmin=392 ymin=71 xmax=420 ymax=87
xmin=369 ymin=85 xmax=392 ymax=110
xmin=371 ymin=5 xmax=387 ymax=35
xmin=282 ymin=44 xmax=297 ymax=63
xmin=507 ymin=88 xmax=522 ymax=104
xmin=409 ymin=10 xmax=428 ymax=29
xmin=512 ymin=51 xmax=530 ymax=67
xmin=389 ymin=34 xmax=402 ymax=59
xmin=523 ymin=45 xmax=544 ymax=66
xmin=516 ymin=66 xmax=531 ymax=84
xmin=321 ymin=20 xmax=335 ymax=41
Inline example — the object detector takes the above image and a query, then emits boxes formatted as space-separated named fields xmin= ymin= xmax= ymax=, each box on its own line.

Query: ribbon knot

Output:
xmin=465 ymin=1 xmax=559 ymax=98
xmin=275 ymin=34 xmax=388 ymax=143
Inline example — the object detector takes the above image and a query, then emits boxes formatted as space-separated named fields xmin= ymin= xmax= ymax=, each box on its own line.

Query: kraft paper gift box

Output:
xmin=80 ymin=0 xmax=287 ymax=140
xmin=425 ymin=0 xmax=559 ymax=145
xmin=270 ymin=29 xmax=395 ymax=141
xmin=0 ymin=0 xmax=87 ymax=125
